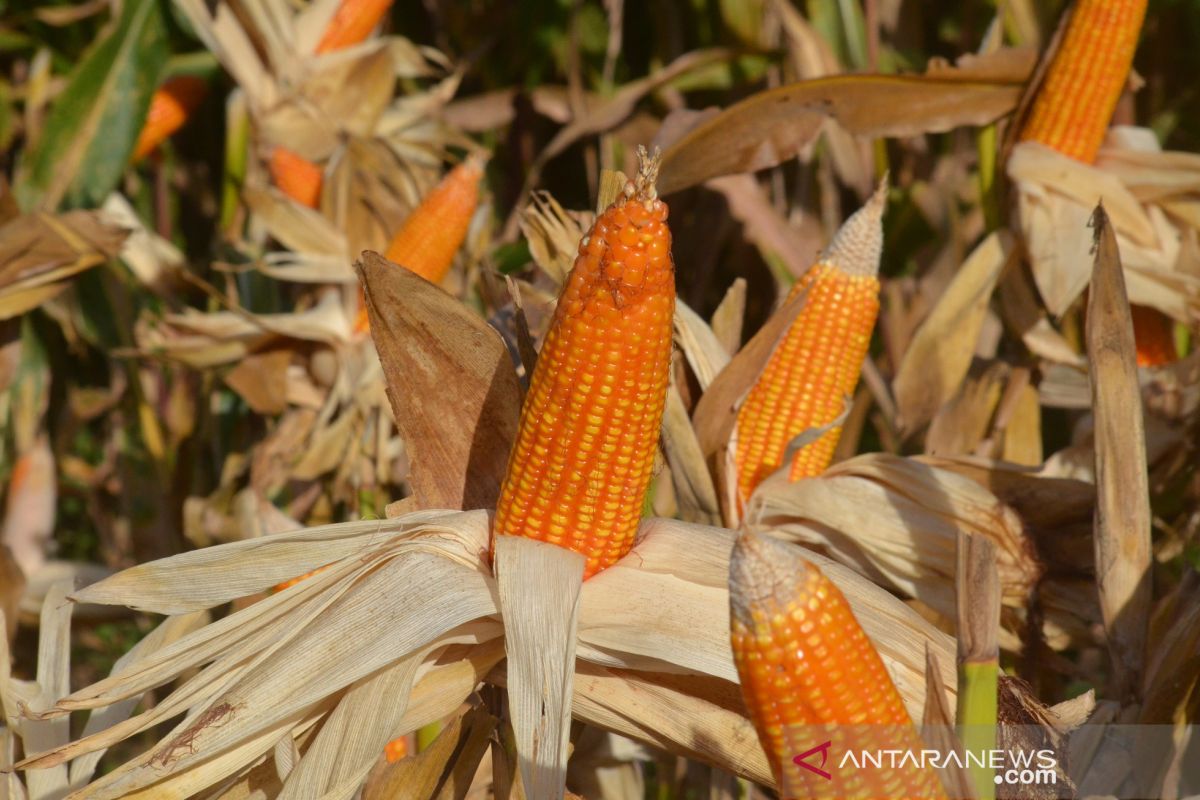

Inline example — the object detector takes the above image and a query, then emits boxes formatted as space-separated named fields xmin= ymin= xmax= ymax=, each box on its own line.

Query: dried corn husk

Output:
xmin=9 ymin=510 xmax=955 ymax=798
xmin=743 ymin=452 xmax=1099 ymax=651
xmin=1008 ymin=130 xmax=1200 ymax=322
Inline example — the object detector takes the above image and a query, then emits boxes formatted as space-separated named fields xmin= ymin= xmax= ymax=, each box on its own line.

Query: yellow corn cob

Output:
xmin=315 ymin=0 xmax=395 ymax=54
xmin=733 ymin=183 xmax=887 ymax=509
xmin=729 ymin=531 xmax=946 ymax=799
xmin=270 ymin=147 xmax=324 ymax=209
xmin=132 ymin=76 xmax=208 ymax=161
xmin=1019 ymin=0 xmax=1148 ymax=164
xmin=492 ymin=147 xmax=674 ymax=579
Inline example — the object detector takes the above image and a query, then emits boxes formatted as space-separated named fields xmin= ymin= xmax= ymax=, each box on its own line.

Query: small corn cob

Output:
xmin=1130 ymin=303 xmax=1177 ymax=367
xmin=384 ymin=734 xmax=409 ymax=763
xmin=492 ymin=147 xmax=674 ymax=579
xmin=132 ymin=76 xmax=208 ymax=161
xmin=729 ymin=531 xmax=945 ymax=799
xmin=315 ymin=0 xmax=395 ymax=54
xmin=384 ymin=155 xmax=485 ymax=282
xmin=733 ymin=182 xmax=886 ymax=508
xmin=354 ymin=155 xmax=485 ymax=332
xmin=1019 ymin=0 xmax=1148 ymax=164
xmin=270 ymin=147 xmax=324 ymax=209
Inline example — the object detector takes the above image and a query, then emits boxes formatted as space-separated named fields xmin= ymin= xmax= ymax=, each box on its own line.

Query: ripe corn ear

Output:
xmin=493 ymin=147 xmax=674 ymax=579
xmin=733 ymin=183 xmax=886 ymax=508
xmin=270 ymin=147 xmax=324 ymax=209
xmin=729 ymin=531 xmax=945 ymax=798
xmin=1019 ymin=0 xmax=1148 ymax=164
xmin=132 ymin=76 xmax=208 ymax=161
xmin=354 ymin=155 xmax=485 ymax=333
xmin=315 ymin=0 xmax=395 ymax=54
xmin=384 ymin=155 xmax=484 ymax=282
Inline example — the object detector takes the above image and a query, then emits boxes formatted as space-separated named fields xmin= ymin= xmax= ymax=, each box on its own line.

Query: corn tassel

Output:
xmin=729 ymin=531 xmax=946 ymax=799
xmin=269 ymin=147 xmax=324 ymax=209
xmin=132 ymin=76 xmax=207 ymax=161
xmin=733 ymin=182 xmax=886 ymax=508
xmin=1019 ymin=0 xmax=1148 ymax=164
xmin=315 ymin=0 xmax=395 ymax=54
xmin=493 ymin=147 xmax=674 ymax=579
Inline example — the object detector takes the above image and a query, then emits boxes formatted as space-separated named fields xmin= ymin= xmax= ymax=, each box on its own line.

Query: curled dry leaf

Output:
xmin=0 ymin=211 xmax=127 ymax=320
xmin=1086 ymin=204 xmax=1152 ymax=700
xmin=658 ymin=58 xmax=1031 ymax=195
xmin=892 ymin=230 xmax=1015 ymax=435
xmin=357 ymin=251 xmax=522 ymax=511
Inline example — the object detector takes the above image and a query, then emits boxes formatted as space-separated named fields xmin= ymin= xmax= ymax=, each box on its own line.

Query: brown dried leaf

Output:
xmin=222 ymin=349 xmax=293 ymax=415
xmin=0 ymin=211 xmax=126 ymax=319
xmin=658 ymin=67 xmax=1028 ymax=195
xmin=1086 ymin=204 xmax=1152 ymax=699
xmin=357 ymin=251 xmax=522 ymax=511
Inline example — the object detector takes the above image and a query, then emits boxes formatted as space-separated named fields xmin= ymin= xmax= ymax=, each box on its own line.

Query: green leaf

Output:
xmin=16 ymin=0 xmax=169 ymax=211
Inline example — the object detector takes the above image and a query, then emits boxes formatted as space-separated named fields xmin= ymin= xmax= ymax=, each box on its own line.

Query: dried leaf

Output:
xmin=362 ymin=704 xmax=497 ymax=800
xmin=357 ymin=251 xmax=522 ymax=511
xmin=658 ymin=67 xmax=1028 ymax=195
xmin=893 ymin=230 xmax=1014 ymax=434
xmin=222 ymin=349 xmax=293 ymax=415
xmin=1086 ymin=204 xmax=1152 ymax=698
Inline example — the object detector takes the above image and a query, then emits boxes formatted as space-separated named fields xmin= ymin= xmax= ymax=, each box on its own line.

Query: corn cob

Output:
xmin=733 ymin=182 xmax=886 ymax=508
xmin=492 ymin=147 xmax=674 ymax=579
xmin=354 ymin=155 xmax=486 ymax=332
xmin=384 ymin=155 xmax=484 ymax=282
xmin=270 ymin=147 xmax=324 ymax=209
xmin=729 ymin=531 xmax=945 ymax=799
xmin=132 ymin=76 xmax=208 ymax=161
xmin=1019 ymin=0 xmax=1148 ymax=164
xmin=1130 ymin=303 xmax=1177 ymax=367
xmin=315 ymin=0 xmax=395 ymax=54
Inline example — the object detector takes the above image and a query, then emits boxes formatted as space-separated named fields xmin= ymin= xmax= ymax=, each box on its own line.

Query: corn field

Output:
xmin=1 ymin=0 xmax=1198 ymax=798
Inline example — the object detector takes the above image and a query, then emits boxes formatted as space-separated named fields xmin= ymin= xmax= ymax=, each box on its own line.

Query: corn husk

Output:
xmin=1008 ymin=130 xmax=1200 ymax=323
xmin=7 ymin=508 xmax=956 ymax=797
xmin=743 ymin=452 xmax=1099 ymax=651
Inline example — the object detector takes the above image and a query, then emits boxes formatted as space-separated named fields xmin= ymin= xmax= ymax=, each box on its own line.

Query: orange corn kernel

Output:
xmin=133 ymin=76 xmax=208 ymax=161
xmin=315 ymin=0 xmax=395 ymax=54
xmin=270 ymin=147 xmax=324 ymax=209
xmin=729 ymin=532 xmax=945 ymax=799
xmin=493 ymin=147 xmax=674 ymax=579
xmin=733 ymin=183 xmax=886 ymax=508
xmin=1019 ymin=0 xmax=1148 ymax=163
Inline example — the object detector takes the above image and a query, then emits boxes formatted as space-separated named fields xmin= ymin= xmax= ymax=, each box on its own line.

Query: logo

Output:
xmin=792 ymin=740 xmax=833 ymax=780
